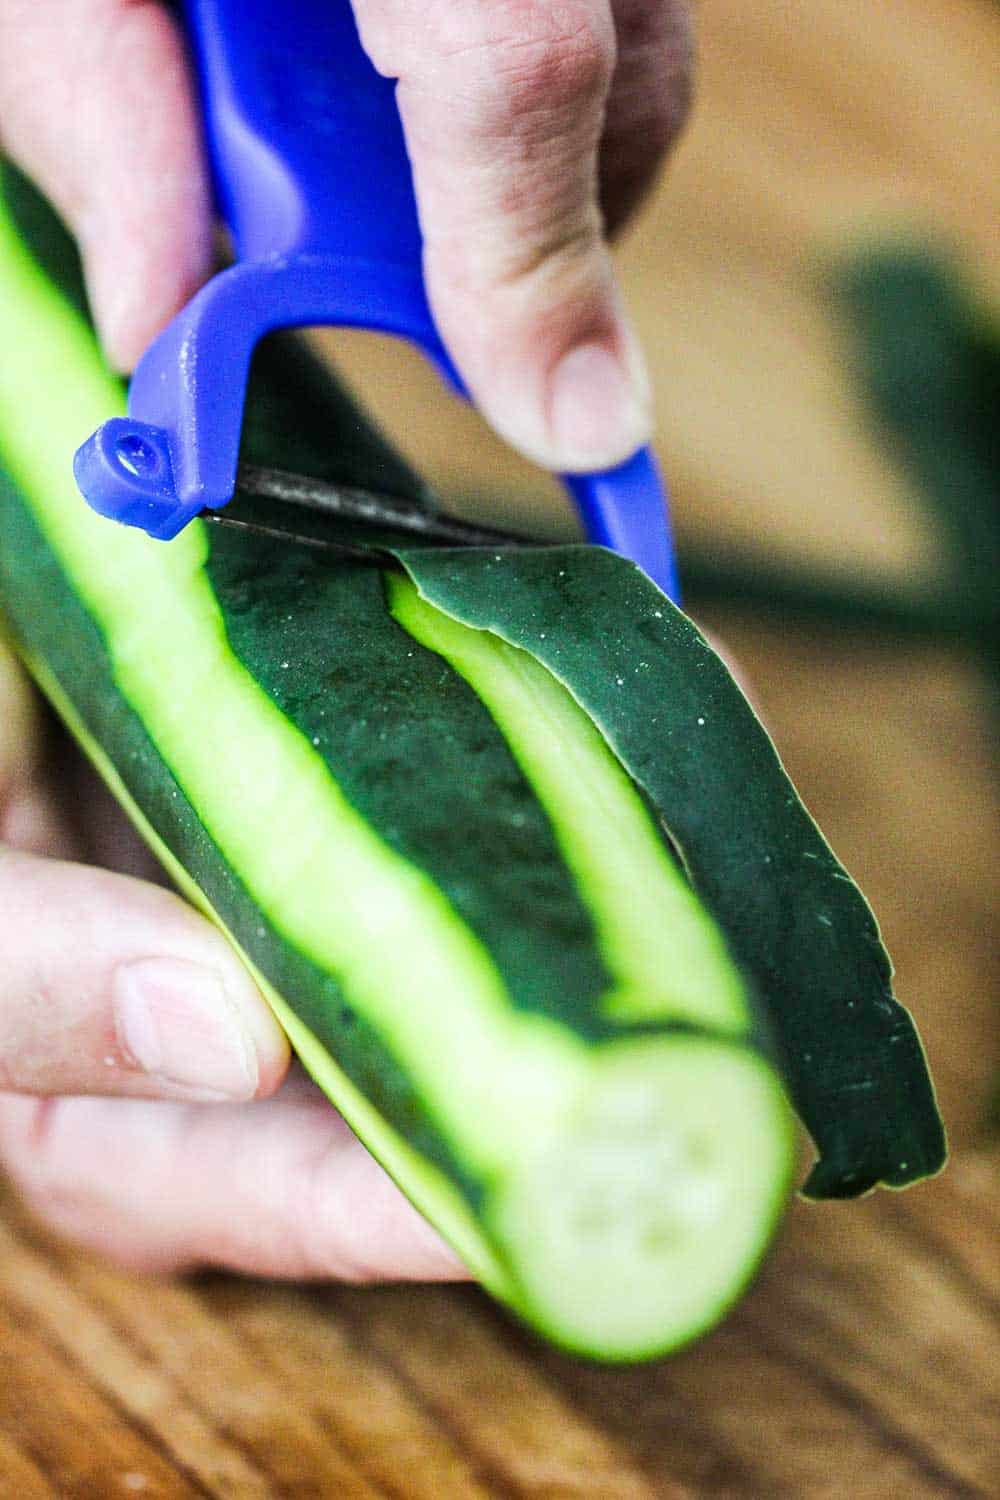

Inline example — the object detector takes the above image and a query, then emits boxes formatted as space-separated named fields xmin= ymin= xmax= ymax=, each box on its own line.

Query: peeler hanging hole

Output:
xmin=115 ymin=433 xmax=163 ymax=480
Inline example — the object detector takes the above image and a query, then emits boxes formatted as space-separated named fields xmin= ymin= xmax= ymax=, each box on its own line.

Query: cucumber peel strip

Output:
xmin=387 ymin=572 xmax=749 ymax=1036
xmin=388 ymin=547 xmax=946 ymax=1199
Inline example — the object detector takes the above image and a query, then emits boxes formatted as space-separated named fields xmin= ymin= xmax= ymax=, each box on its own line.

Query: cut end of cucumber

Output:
xmin=487 ymin=1037 xmax=794 ymax=1361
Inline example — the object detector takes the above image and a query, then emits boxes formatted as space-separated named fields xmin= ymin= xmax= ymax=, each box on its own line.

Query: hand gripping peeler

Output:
xmin=72 ymin=0 xmax=680 ymax=601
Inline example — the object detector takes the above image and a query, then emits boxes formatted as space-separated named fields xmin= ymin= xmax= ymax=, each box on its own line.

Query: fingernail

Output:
xmin=548 ymin=337 xmax=652 ymax=470
xmin=112 ymin=958 xmax=259 ymax=1100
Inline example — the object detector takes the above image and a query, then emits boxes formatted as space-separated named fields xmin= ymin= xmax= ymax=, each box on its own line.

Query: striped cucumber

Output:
xmin=0 ymin=168 xmax=943 ymax=1360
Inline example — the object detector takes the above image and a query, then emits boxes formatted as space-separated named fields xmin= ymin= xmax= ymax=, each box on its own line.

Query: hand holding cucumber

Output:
xmin=0 ymin=636 xmax=462 ymax=1282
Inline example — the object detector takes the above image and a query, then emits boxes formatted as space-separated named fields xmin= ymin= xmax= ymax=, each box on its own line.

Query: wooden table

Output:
xmin=2 ymin=1 xmax=998 ymax=1494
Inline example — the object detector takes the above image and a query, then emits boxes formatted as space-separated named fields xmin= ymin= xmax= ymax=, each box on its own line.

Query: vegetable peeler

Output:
xmin=72 ymin=0 xmax=680 ymax=601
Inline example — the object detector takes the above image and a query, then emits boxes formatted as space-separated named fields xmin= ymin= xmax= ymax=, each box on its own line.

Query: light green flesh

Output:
xmin=489 ymin=1038 xmax=792 ymax=1358
xmin=0 ymin=200 xmax=794 ymax=1356
xmin=389 ymin=574 xmax=749 ymax=1034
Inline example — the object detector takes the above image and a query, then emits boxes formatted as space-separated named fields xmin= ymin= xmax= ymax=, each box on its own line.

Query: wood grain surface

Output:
xmin=2 ymin=0 xmax=998 ymax=1494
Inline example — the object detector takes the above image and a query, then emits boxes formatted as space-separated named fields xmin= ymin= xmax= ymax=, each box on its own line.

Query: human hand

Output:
xmin=0 ymin=638 xmax=462 ymax=1281
xmin=0 ymin=0 xmax=692 ymax=472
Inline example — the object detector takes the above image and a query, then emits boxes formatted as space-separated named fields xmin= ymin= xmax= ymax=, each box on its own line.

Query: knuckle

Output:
xmin=488 ymin=4 xmax=615 ymax=123
xmin=0 ymin=1095 xmax=57 ymax=1171
xmin=0 ymin=1097 xmax=90 ymax=1220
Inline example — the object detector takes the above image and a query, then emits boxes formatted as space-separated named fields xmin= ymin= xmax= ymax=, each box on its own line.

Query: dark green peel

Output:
xmin=390 ymin=545 xmax=946 ymax=1197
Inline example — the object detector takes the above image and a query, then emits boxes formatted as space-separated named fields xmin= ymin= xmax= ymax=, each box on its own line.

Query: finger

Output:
xmin=0 ymin=0 xmax=212 ymax=370
xmin=600 ymin=0 xmax=693 ymax=233
xmin=355 ymin=0 xmax=650 ymax=473
xmin=0 ymin=845 xmax=289 ymax=1101
xmin=0 ymin=1072 xmax=466 ymax=1282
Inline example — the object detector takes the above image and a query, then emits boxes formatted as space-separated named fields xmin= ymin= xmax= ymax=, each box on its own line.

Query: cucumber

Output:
xmin=0 ymin=168 xmax=943 ymax=1360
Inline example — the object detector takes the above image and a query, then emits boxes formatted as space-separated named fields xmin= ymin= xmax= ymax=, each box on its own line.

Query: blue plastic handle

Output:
xmin=73 ymin=0 xmax=679 ymax=600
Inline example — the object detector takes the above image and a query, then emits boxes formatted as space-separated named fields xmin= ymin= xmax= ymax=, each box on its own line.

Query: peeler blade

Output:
xmin=201 ymin=464 xmax=544 ymax=560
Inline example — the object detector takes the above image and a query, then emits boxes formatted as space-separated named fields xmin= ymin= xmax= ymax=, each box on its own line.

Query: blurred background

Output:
xmin=3 ymin=1 xmax=997 ymax=1493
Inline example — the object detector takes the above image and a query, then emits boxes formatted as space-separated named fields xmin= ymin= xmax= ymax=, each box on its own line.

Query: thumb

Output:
xmin=356 ymin=0 xmax=651 ymax=472
xmin=0 ymin=846 xmax=289 ymax=1101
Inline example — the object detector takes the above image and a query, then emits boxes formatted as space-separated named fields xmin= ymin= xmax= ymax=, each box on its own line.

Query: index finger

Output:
xmin=0 ymin=0 xmax=212 ymax=370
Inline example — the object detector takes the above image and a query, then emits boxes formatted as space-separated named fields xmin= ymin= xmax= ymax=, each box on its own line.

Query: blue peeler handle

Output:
xmin=73 ymin=0 xmax=679 ymax=601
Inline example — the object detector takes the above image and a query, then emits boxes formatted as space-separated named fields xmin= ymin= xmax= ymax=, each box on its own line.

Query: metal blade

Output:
xmin=200 ymin=510 xmax=396 ymax=564
xmin=230 ymin=462 xmax=542 ymax=550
